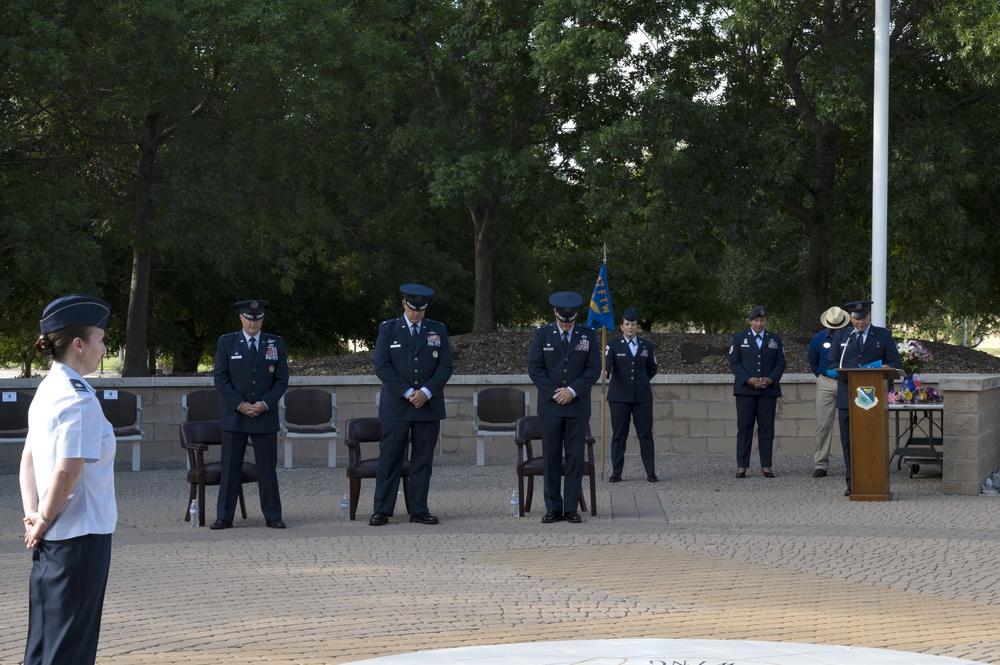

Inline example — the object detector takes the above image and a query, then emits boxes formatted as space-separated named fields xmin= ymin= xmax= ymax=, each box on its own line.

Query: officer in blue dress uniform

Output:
xmin=728 ymin=305 xmax=786 ymax=478
xmin=602 ymin=308 xmax=659 ymax=482
xmin=212 ymin=299 xmax=289 ymax=529
xmin=527 ymin=291 xmax=602 ymax=523
xmin=370 ymin=284 xmax=454 ymax=526
xmin=824 ymin=300 xmax=902 ymax=496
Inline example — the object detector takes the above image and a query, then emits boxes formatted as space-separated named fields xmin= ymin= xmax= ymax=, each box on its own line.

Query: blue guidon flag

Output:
xmin=586 ymin=263 xmax=615 ymax=332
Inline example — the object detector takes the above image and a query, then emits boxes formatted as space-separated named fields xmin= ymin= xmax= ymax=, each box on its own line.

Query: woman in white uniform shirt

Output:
xmin=19 ymin=294 xmax=117 ymax=665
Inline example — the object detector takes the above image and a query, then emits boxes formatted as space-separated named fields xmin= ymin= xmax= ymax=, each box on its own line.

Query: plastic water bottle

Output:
xmin=510 ymin=489 xmax=519 ymax=517
xmin=341 ymin=493 xmax=350 ymax=522
xmin=189 ymin=499 xmax=199 ymax=527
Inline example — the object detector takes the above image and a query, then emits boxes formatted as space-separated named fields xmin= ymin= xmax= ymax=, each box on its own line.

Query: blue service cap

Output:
xmin=39 ymin=295 xmax=111 ymax=334
xmin=622 ymin=308 xmax=638 ymax=322
xmin=748 ymin=305 xmax=767 ymax=320
xmin=235 ymin=300 xmax=269 ymax=320
xmin=549 ymin=291 xmax=584 ymax=322
xmin=844 ymin=300 xmax=873 ymax=318
xmin=401 ymin=284 xmax=434 ymax=311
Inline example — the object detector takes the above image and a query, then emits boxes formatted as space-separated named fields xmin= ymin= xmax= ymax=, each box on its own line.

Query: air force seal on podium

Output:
xmin=855 ymin=386 xmax=878 ymax=410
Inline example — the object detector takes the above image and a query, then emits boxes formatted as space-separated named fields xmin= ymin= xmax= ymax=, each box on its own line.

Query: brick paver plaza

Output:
xmin=1 ymin=451 xmax=999 ymax=664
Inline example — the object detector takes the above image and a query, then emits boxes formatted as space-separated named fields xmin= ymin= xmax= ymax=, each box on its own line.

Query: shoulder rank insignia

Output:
xmin=69 ymin=378 xmax=90 ymax=393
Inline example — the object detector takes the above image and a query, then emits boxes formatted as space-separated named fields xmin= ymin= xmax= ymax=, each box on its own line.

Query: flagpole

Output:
xmin=599 ymin=245 xmax=608 ymax=481
xmin=600 ymin=324 xmax=607 ymax=481
xmin=586 ymin=244 xmax=613 ymax=483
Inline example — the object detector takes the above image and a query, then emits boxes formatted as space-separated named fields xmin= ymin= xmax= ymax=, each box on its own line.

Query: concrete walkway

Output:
xmin=1 ymin=451 xmax=999 ymax=664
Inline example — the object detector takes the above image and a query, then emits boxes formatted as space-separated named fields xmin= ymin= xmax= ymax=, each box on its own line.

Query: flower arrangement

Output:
xmin=896 ymin=339 xmax=933 ymax=376
xmin=889 ymin=383 xmax=942 ymax=405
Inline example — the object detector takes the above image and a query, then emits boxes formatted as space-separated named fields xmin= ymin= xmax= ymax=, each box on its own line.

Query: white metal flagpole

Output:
xmin=871 ymin=0 xmax=889 ymax=327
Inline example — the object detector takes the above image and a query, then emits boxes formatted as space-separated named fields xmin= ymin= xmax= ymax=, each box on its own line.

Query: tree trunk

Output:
xmin=172 ymin=316 xmax=203 ymax=373
xmin=800 ymin=217 xmax=830 ymax=330
xmin=470 ymin=201 xmax=496 ymax=333
xmin=19 ymin=350 xmax=32 ymax=379
xmin=122 ymin=114 xmax=158 ymax=377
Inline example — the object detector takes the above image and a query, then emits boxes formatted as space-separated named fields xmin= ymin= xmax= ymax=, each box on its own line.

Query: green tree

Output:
xmin=395 ymin=0 xmax=648 ymax=332
xmin=625 ymin=0 xmax=1000 ymax=330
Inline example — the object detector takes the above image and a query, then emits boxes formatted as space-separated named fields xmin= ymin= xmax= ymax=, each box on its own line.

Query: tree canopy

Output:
xmin=2 ymin=0 xmax=998 ymax=375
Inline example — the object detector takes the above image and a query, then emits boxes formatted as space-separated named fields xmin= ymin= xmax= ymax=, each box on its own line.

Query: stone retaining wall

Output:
xmin=3 ymin=373 xmax=997 ymax=495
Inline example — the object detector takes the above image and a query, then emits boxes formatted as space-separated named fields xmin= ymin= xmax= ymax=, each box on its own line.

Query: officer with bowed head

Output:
xmin=212 ymin=299 xmax=289 ymax=529
xmin=527 ymin=291 xmax=602 ymax=524
xmin=369 ymin=284 xmax=453 ymax=526
xmin=824 ymin=299 xmax=902 ymax=497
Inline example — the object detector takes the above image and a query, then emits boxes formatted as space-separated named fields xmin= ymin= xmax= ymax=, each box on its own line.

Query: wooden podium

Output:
xmin=836 ymin=367 xmax=902 ymax=501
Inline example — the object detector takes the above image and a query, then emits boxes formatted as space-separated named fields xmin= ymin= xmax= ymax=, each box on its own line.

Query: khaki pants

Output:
xmin=814 ymin=375 xmax=839 ymax=469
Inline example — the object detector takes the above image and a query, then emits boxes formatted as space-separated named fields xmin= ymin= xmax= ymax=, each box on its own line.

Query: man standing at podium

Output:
xmin=825 ymin=300 xmax=902 ymax=497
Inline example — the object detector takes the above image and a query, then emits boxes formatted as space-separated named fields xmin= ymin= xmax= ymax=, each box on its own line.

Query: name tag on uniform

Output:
xmin=616 ymin=353 xmax=626 ymax=357
xmin=543 ymin=346 xmax=555 ymax=352
xmin=390 ymin=343 xmax=401 ymax=348
xmin=231 ymin=354 xmax=242 ymax=359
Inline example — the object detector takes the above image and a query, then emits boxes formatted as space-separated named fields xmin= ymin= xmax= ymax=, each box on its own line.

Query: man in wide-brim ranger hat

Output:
xmin=808 ymin=306 xmax=850 ymax=478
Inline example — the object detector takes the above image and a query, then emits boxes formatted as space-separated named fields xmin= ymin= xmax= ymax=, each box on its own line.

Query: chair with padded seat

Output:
xmin=279 ymin=388 xmax=338 ymax=469
xmin=514 ymin=414 xmax=597 ymax=517
xmin=472 ymin=387 xmax=529 ymax=466
xmin=344 ymin=417 xmax=410 ymax=521
xmin=180 ymin=420 xmax=257 ymax=526
xmin=0 ymin=390 xmax=33 ymax=446
xmin=96 ymin=389 xmax=144 ymax=471
xmin=182 ymin=389 xmax=220 ymax=423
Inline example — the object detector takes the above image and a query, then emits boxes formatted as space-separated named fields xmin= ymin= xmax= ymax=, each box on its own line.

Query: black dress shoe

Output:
xmin=762 ymin=469 xmax=775 ymax=478
xmin=541 ymin=511 xmax=562 ymax=524
xmin=368 ymin=512 xmax=389 ymax=526
xmin=647 ymin=473 xmax=658 ymax=483
xmin=209 ymin=520 xmax=232 ymax=530
xmin=266 ymin=519 xmax=286 ymax=529
xmin=409 ymin=513 xmax=439 ymax=525
xmin=812 ymin=468 xmax=827 ymax=478
xmin=736 ymin=470 xmax=746 ymax=478
xmin=563 ymin=511 xmax=582 ymax=523
xmin=844 ymin=488 xmax=852 ymax=497
xmin=608 ymin=474 xmax=622 ymax=483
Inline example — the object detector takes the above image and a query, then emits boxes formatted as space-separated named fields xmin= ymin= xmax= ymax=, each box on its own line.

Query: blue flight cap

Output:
xmin=549 ymin=291 xmax=584 ymax=322
xmin=748 ymin=305 xmax=767 ymax=320
xmin=235 ymin=300 xmax=269 ymax=320
xmin=401 ymin=284 xmax=434 ymax=311
xmin=39 ymin=295 xmax=111 ymax=334
xmin=622 ymin=308 xmax=638 ymax=322
xmin=844 ymin=300 xmax=873 ymax=318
